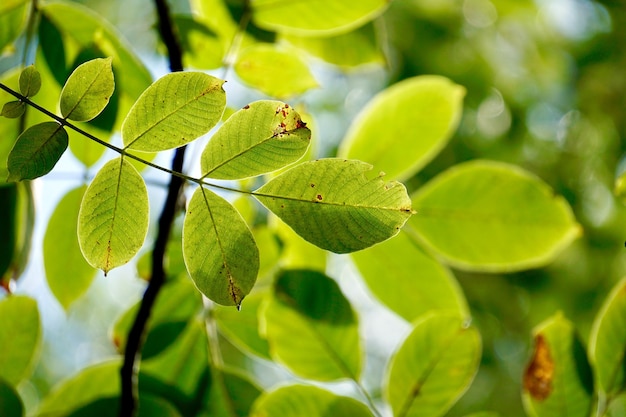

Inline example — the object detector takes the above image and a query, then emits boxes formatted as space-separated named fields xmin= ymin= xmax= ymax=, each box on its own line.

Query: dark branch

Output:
xmin=119 ymin=0 xmax=185 ymax=416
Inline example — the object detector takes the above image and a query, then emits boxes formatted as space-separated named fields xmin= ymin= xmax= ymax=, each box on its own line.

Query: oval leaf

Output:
xmin=122 ymin=72 xmax=226 ymax=152
xmin=202 ymin=370 xmax=263 ymax=417
xmin=182 ymin=187 xmax=259 ymax=307
xmin=7 ymin=121 xmax=68 ymax=181
xmin=234 ymin=44 xmax=318 ymax=98
xmin=1 ymin=101 xmax=25 ymax=119
xmin=251 ymin=0 xmax=388 ymax=36
xmin=250 ymin=384 xmax=374 ymax=417
xmin=201 ymin=100 xmax=311 ymax=179
xmin=44 ymin=186 xmax=96 ymax=309
xmin=261 ymin=270 xmax=361 ymax=381
xmin=410 ymin=160 xmax=580 ymax=272
xmin=589 ymin=277 xmax=626 ymax=396
xmin=386 ymin=314 xmax=481 ymax=417
xmin=78 ymin=156 xmax=149 ymax=274
xmin=0 ymin=296 xmax=41 ymax=386
xmin=339 ymin=76 xmax=465 ymax=181
xmin=254 ymin=159 xmax=413 ymax=253
xmin=0 ymin=378 xmax=24 ymax=417
xmin=60 ymin=57 xmax=115 ymax=121
xmin=522 ymin=313 xmax=593 ymax=417
xmin=19 ymin=65 xmax=41 ymax=97
xmin=351 ymin=231 xmax=469 ymax=322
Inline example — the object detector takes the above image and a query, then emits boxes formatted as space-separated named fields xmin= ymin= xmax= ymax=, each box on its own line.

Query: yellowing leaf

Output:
xmin=78 ymin=156 xmax=149 ymax=274
xmin=201 ymin=100 xmax=311 ymax=179
xmin=60 ymin=57 xmax=115 ymax=122
xmin=122 ymin=72 xmax=225 ymax=152
xmin=7 ymin=122 xmax=68 ymax=181
xmin=254 ymin=159 xmax=412 ymax=253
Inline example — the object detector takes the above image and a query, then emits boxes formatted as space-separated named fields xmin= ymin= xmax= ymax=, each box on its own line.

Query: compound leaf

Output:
xmin=78 ymin=156 xmax=149 ymax=274
xmin=201 ymin=100 xmax=311 ymax=179
xmin=254 ymin=159 xmax=412 ymax=253
xmin=60 ymin=57 xmax=114 ymax=121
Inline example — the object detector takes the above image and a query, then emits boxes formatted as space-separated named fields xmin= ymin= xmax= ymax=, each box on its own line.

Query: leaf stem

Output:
xmin=353 ymin=379 xmax=384 ymax=417
xmin=220 ymin=0 xmax=251 ymax=80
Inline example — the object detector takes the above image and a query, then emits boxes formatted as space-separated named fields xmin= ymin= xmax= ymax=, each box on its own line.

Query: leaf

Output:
xmin=19 ymin=65 xmax=41 ymax=97
xmin=254 ymin=159 xmax=413 ymax=253
xmin=0 ymin=296 xmax=40 ymax=386
xmin=589 ymin=277 xmax=626 ymax=396
xmin=339 ymin=76 xmax=465 ymax=181
xmin=122 ymin=72 xmax=225 ymax=152
xmin=78 ymin=156 xmax=149 ymax=274
xmin=44 ymin=186 xmax=96 ymax=309
xmin=234 ymin=44 xmax=318 ymax=98
xmin=0 ymin=0 xmax=28 ymax=53
xmin=385 ymin=313 xmax=481 ymax=417
xmin=59 ymin=395 xmax=181 ymax=417
xmin=0 ymin=378 xmax=24 ymax=417
xmin=1 ymin=101 xmax=25 ymax=118
xmin=250 ymin=384 xmax=374 ymax=417
xmin=201 ymin=370 xmax=263 ymax=417
xmin=201 ymin=100 xmax=311 ymax=179
xmin=351 ymin=231 xmax=469 ymax=322
xmin=261 ymin=270 xmax=361 ymax=381
xmin=60 ymin=57 xmax=115 ymax=121
xmin=6 ymin=121 xmax=68 ymax=181
xmin=174 ymin=15 xmax=223 ymax=70
xmin=36 ymin=360 xmax=121 ymax=417
xmin=409 ymin=160 xmax=580 ymax=272
xmin=0 ymin=182 xmax=34 ymax=285
xmin=182 ymin=187 xmax=259 ymax=307
xmin=250 ymin=0 xmax=389 ymax=36
xmin=522 ymin=313 xmax=593 ymax=417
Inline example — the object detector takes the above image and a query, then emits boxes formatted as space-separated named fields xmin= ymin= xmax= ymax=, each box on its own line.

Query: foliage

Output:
xmin=0 ymin=0 xmax=624 ymax=417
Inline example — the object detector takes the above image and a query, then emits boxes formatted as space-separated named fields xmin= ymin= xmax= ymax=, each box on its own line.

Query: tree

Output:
xmin=0 ymin=1 xmax=624 ymax=417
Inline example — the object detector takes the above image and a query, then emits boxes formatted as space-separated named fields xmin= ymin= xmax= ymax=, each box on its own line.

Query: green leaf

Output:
xmin=0 ymin=378 xmax=24 ymax=417
xmin=234 ymin=44 xmax=318 ymax=98
xmin=63 ymin=395 xmax=182 ymax=417
xmin=182 ymin=187 xmax=259 ymax=307
xmin=339 ymin=76 xmax=465 ymax=181
xmin=174 ymin=15 xmax=223 ymax=70
xmin=122 ymin=72 xmax=225 ymax=152
xmin=201 ymin=370 xmax=263 ymax=417
xmin=463 ymin=413 xmax=500 ymax=417
xmin=7 ymin=121 xmax=68 ymax=181
xmin=0 ymin=182 xmax=34 ymax=285
xmin=410 ymin=160 xmax=580 ymax=272
xmin=0 ymin=296 xmax=40 ymax=387
xmin=250 ymin=384 xmax=374 ymax=417
xmin=522 ymin=313 xmax=593 ymax=417
xmin=589 ymin=277 xmax=626 ymax=396
xmin=44 ymin=186 xmax=96 ymax=310
xmin=255 ymin=159 xmax=413 ymax=253
xmin=272 ymin=215 xmax=327 ymax=270
xmin=201 ymin=100 xmax=311 ymax=179
xmin=261 ymin=270 xmax=361 ymax=381
xmin=251 ymin=0 xmax=389 ymax=36
xmin=36 ymin=360 xmax=120 ymax=417
xmin=60 ymin=57 xmax=115 ymax=121
xmin=386 ymin=313 xmax=481 ymax=417
xmin=78 ymin=156 xmax=149 ymax=274
xmin=1 ymin=101 xmax=25 ymax=118
xmin=0 ymin=0 xmax=28 ymax=53
xmin=19 ymin=65 xmax=41 ymax=97
xmin=0 ymin=69 xmax=21 ymax=178
xmin=351 ymin=231 xmax=469 ymax=322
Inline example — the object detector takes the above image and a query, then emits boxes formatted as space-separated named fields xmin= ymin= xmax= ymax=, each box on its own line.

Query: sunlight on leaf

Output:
xmin=201 ymin=100 xmax=311 ymax=179
xmin=182 ymin=187 xmax=259 ymax=307
xmin=60 ymin=57 xmax=115 ymax=122
xmin=7 ymin=121 xmax=68 ymax=181
xmin=19 ymin=65 xmax=41 ymax=97
xmin=255 ymin=159 xmax=412 ymax=253
xmin=78 ymin=156 xmax=149 ymax=274
xmin=0 ymin=0 xmax=28 ymax=53
xmin=1 ymin=101 xmax=25 ymax=118
xmin=202 ymin=370 xmax=263 ymax=417
xmin=122 ymin=72 xmax=225 ymax=152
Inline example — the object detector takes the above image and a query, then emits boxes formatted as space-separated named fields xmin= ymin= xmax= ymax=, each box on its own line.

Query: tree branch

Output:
xmin=119 ymin=0 xmax=185 ymax=415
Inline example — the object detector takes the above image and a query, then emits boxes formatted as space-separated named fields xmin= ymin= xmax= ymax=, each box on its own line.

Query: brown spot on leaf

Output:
xmin=523 ymin=334 xmax=554 ymax=401
xmin=243 ymin=104 xmax=250 ymax=109
xmin=316 ymin=194 xmax=323 ymax=201
xmin=296 ymin=119 xmax=307 ymax=129
xmin=310 ymin=183 xmax=315 ymax=188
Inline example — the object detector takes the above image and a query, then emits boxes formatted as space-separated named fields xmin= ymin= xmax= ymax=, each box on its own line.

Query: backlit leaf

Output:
xmin=174 ymin=15 xmax=223 ymax=70
xmin=522 ymin=313 xmax=593 ymax=417
xmin=7 ymin=121 xmax=68 ymax=181
xmin=201 ymin=100 xmax=311 ymax=179
xmin=386 ymin=313 xmax=481 ymax=417
xmin=60 ymin=57 xmax=115 ymax=122
xmin=339 ymin=76 xmax=465 ymax=181
xmin=0 ymin=296 xmax=40 ymax=386
xmin=250 ymin=385 xmax=374 ymax=417
xmin=44 ymin=186 xmax=96 ymax=310
xmin=122 ymin=72 xmax=225 ymax=152
xmin=351 ymin=231 xmax=469 ymax=322
xmin=182 ymin=187 xmax=259 ymax=307
xmin=78 ymin=156 xmax=149 ymax=274
xmin=251 ymin=0 xmax=388 ymax=36
xmin=589 ymin=277 xmax=626 ymax=396
xmin=1 ymin=101 xmax=25 ymax=118
xmin=0 ymin=0 xmax=28 ymax=53
xmin=261 ymin=270 xmax=361 ymax=381
xmin=234 ymin=44 xmax=318 ymax=98
xmin=410 ymin=160 xmax=580 ymax=271
xmin=19 ymin=65 xmax=41 ymax=97
xmin=201 ymin=370 xmax=263 ymax=417
xmin=254 ymin=159 xmax=412 ymax=253
xmin=0 ymin=378 xmax=24 ymax=417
